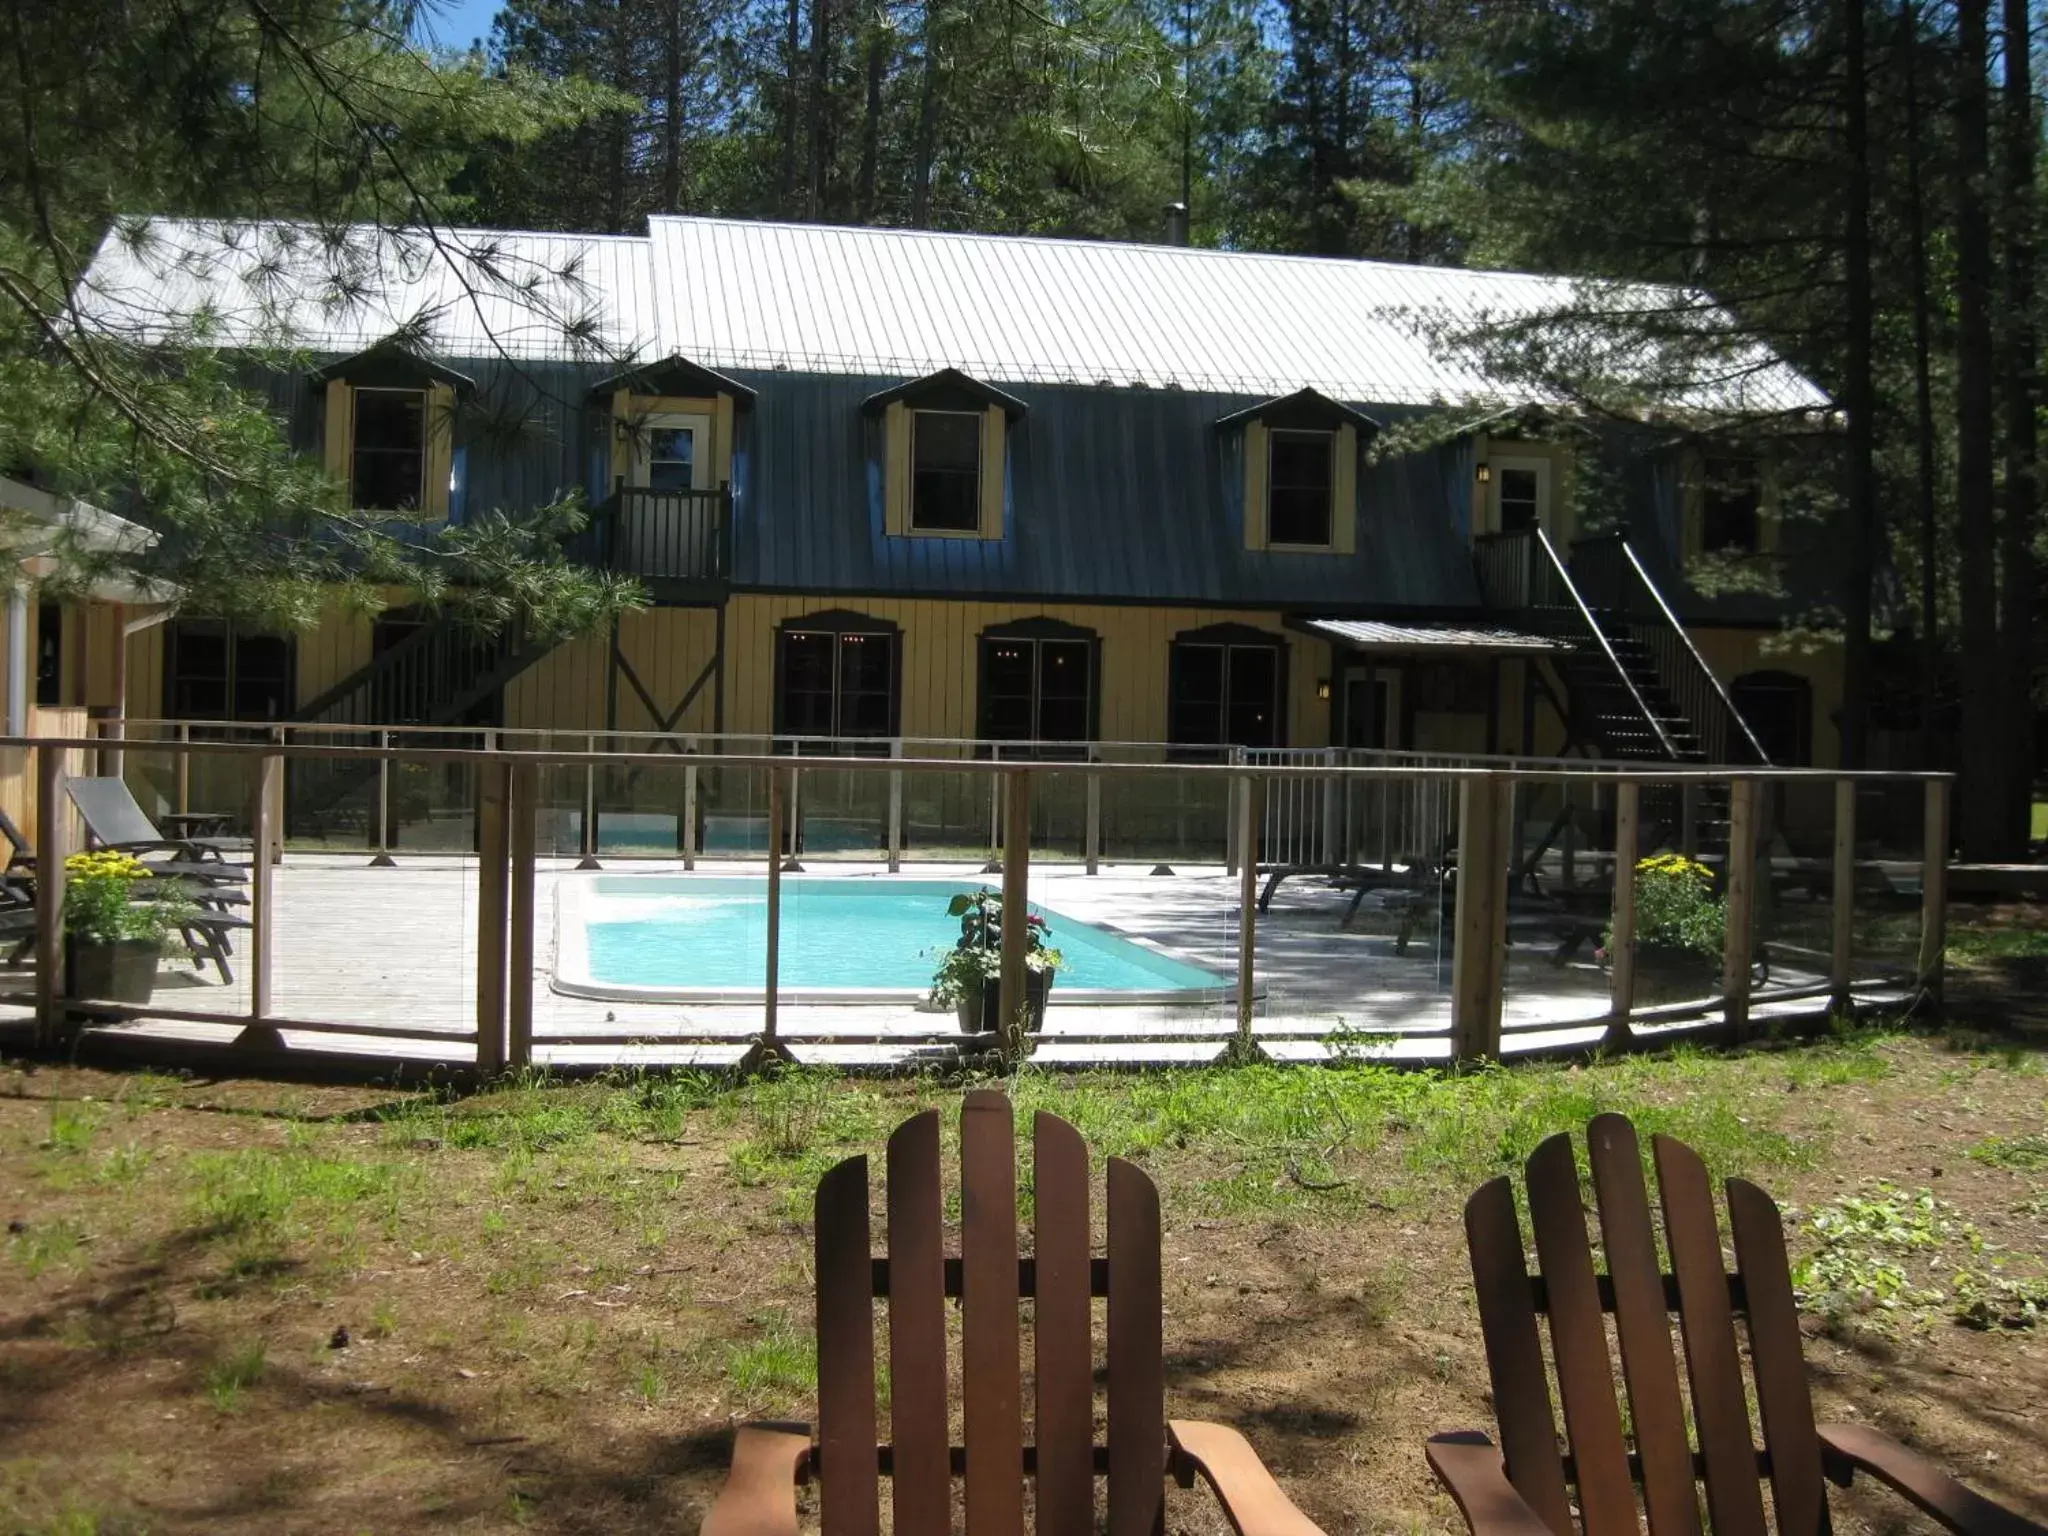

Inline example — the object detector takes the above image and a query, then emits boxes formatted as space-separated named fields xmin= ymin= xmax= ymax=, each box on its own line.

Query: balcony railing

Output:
xmin=568 ymin=485 xmax=730 ymax=590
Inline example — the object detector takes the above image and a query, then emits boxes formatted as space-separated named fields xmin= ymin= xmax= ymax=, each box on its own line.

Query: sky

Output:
xmin=414 ymin=0 xmax=501 ymax=55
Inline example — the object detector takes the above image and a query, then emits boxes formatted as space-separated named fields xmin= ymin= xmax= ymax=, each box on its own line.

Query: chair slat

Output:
xmin=1466 ymin=1175 xmax=1575 ymax=1536
xmin=1526 ymin=1133 xmax=1638 ymax=1536
xmin=1726 ymin=1178 xmax=1827 ymax=1536
xmin=1034 ymin=1112 xmax=1096 ymax=1536
xmin=961 ymin=1090 xmax=1025 ymax=1536
xmin=1106 ymin=1156 xmax=1165 ymax=1536
xmin=816 ymin=1154 xmax=881 ymax=1536
xmin=1588 ymin=1114 xmax=1702 ymax=1536
xmin=1653 ymin=1135 xmax=1769 ymax=1536
xmin=886 ymin=1109 xmax=951 ymax=1536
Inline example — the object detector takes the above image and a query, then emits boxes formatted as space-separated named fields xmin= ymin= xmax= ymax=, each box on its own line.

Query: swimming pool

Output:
xmin=552 ymin=875 xmax=1231 ymax=1004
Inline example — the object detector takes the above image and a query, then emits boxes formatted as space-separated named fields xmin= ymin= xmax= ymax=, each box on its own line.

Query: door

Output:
xmin=1490 ymin=455 xmax=1552 ymax=537
xmin=1342 ymin=673 xmax=1397 ymax=749
xmin=624 ymin=413 xmax=713 ymax=576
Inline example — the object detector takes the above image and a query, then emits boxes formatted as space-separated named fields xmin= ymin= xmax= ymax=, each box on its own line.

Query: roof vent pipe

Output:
xmin=1163 ymin=202 xmax=1190 ymax=247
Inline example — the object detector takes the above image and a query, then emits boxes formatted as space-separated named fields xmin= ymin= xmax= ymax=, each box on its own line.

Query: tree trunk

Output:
xmin=1954 ymin=0 xmax=2002 ymax=858
xmin=856 ymin=1 xmax=885 ymax=221
xmin=661 ymin=0 xmax=684 ymax=213
xmin=1999 ymin=0 xmax=2038 ymax=850
xmin=1901 ymin=1 xmax=1943 ymax=771
xmin=780 ymin=0 xmax=802 ymax=213
xmin=1839 ymin=0 xmax=1874 ymax=770
xmin=806 ymin=0 xmax=832 ymax=219
xmin=909 ymin=0 xmax=940 ymax=227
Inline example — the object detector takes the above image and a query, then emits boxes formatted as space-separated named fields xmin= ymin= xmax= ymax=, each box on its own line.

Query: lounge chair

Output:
xmin=704 ymin=1091 xmax=1329 ymax=1536
xmin=64 ymin=777 xmax=251 ymax=868
xmin=1428 ymin=1114 xmax=2045 ymax=1536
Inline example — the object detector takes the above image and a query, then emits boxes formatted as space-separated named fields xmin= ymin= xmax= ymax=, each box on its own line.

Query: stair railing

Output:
xmin=1571 ymin=533 xmax=1771 ymax=766
xmin=1475 ymin=527 xmax=1681 ymax=760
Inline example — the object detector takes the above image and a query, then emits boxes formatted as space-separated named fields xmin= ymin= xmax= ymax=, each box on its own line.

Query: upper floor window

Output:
xmin=912 ymin=411 xmax=984 ymax=532
xmin=1268 ymin=430 xmax=1335 ymax=547
xmin=350 ymin=388 xmax=427 ymax=512
xmin=775 ymin=612 xmax=900 ymax=746
xmin=316 ymin=342 xmax=466 ymax=520
xmin=1701 ymin=457 xmax=1763 ymax=554
xmin=978 ymin=618 xmax=1097 ymax=751
xmin=1220 ymin=389 xmax=1375 ymax=555
xmin=35 ymin=602 xmax=62 ymax=707
xmin=867 ymin=369 xmax=1026 ymax=542
xmin=1169 ymin=625 xmax=1286 ymax=750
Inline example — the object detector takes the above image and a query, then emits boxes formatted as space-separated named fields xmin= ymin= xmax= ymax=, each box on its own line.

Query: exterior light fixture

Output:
xmin=1316 ymin=679 xmax=1332 ymax=701
xmin=1476 ymin=463 xmax=1492 ymax=484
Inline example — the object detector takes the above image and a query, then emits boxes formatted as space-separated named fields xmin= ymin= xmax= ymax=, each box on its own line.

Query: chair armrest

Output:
xmin=1168 ymin=1419 xmax=1328 ymax=1536
xmin=700 ymin=1424 xmax=812 ymax=1536
xmin=1818 ymin=1424 xmax=2046 ymax=1536
xmin=1426 ymin=1432 xmax=1563 ymax=1536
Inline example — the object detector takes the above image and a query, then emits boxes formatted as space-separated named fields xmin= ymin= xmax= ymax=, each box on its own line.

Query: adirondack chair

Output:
xmin=703 ymin=1090 xmax=1328 ymax=1536
xmin=1428 ymin=1114 xmax=2046 ymax=1536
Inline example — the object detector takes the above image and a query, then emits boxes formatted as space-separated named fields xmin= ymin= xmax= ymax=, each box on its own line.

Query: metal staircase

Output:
xmin=1474 ymin=526 xmax=1768 ymax=849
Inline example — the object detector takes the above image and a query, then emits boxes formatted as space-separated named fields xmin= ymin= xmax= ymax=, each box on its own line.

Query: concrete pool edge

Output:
xmin=549 ymin=871 xmax=1251 ymax=1008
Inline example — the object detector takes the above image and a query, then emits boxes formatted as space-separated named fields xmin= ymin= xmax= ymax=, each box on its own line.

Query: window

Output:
xmin=166 ymin=621 xmax=294 ymax=722
xmin=978 ymin=621 xmax=1097 ymax=750
xmin=1268 ymin=430 xmax=1334 ymax=546
xmin=646 ymin=424 xmax=699 ymax=490
xmin=1169 ymin=630 xmax=1284 ymax=749
xmin=1730 ymin=670 xmax=1811 ymax=765
xmin=912 ymin=411 xmax=983 ymax=532
xmin=1497 ymin=468 xmax=1541 ymax=533
xmin=776 ymin=616 xmax=899 ymax=745
xmin=349 ymin=387 xmax=428 ymax=511
xmin=1700 ymin=457 xmax=1763 ymax=553
xmin=35 ymin=602 xmax=61 ymax=707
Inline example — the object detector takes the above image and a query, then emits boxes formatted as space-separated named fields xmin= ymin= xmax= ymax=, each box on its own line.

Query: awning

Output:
xmin=1301 ymin=618 xmax=1561 ymax=656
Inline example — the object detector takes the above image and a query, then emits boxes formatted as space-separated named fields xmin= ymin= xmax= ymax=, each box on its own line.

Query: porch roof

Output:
xmin=1301 ymin=617 xmax=1561 ymax=656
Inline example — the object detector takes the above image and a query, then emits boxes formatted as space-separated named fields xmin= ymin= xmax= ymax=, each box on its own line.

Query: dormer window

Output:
xmin=866 ymin=369 xmax=1027 ymax=541
xmin=911 ymin=410 xmax=984 ymax=531
xmin=314 ymin=342 xmax=469 ymax=520
xmin=1218 ymin=389 xmax=1377 ymax=555
xmin=350 ymin=388 xmax=428 ymax=511
xmin=1268 ymin=430 xmax=1335 ymax=547
xmin=1682 ymin=448 xmax=1776 ymax=561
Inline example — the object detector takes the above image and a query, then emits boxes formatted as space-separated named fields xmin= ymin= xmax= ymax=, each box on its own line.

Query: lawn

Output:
xmin=0 ymin=1015 xmax=2044 ymax=1536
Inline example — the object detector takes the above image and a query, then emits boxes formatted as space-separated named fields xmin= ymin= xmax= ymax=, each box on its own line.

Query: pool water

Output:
xmin=565 ymin=876 xmax=1225 ymax=999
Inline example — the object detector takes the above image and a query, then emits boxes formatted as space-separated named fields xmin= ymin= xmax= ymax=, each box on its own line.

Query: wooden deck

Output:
xmin=0 ymin=854 xmax=1908 ymax=1073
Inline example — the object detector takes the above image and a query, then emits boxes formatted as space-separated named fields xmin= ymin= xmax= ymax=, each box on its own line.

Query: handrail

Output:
xmin=1616 ymin=540 xmax=1771 ymax=764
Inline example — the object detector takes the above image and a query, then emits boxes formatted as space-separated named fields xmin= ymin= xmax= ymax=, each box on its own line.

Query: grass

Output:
xmin=202 ymin=1340 xmax=267 ymax=1413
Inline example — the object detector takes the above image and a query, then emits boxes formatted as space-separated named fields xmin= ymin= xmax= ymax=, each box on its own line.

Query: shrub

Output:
xmin=1632 ymin=853 xmax=1725 ymax=956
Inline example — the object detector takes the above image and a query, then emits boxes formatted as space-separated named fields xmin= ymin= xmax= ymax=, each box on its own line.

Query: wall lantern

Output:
xmin=1476 ymin=463 xmax=1492 ymax=484
xmin=1316 ymin=678 xmax=1332 ymax=701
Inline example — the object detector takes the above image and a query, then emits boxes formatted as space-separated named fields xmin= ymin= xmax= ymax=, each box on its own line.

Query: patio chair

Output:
xmin=1427 ymin=1114 xmax=2045 ymax=1536
xmin=64 ymin=777 xmax=250 ymax=872
xmin=703 ymin=1090 xmax=1328 ymax=1536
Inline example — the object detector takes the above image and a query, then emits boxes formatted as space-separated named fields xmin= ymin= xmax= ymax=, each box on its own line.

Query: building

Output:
xmin=73 ymin=216 xmax=1843 ymax=839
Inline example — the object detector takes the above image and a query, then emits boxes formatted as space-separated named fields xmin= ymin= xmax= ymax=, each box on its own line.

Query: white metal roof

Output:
xmin=74 ymin=219 xmax=660 ymax=362
xmin=75 ymin=215 xmax=1828 ymax=414
xmin=1302 ymin=618 xmax=1562 ymax=655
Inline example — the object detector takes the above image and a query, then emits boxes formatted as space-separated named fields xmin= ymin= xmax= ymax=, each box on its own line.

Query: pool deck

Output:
xmin=0 ymin=854 xmax=1908 ymax=1073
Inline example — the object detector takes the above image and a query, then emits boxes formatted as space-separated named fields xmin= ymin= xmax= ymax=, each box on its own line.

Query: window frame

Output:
xmin=1167 ymin=623 xmax=1289 ymax=755
xmin=772 ymin=610 xmax=903 ymax=752
xmin=909 ymin=408 xmax=986 ymax=533
xmin=35 ymin=601 xmax=63 ymax=707
xmin=163 ymin=619 xmax=297 ymax=725
xmin=1265 ymin=428 xmax=1337 ymax=549
xmin=347 ymin=385 xmax=430 ymax=513
xmin=976 ymin=618 xmax=1101 ymax=757
xmin=1699 ymin=455 xmax=1765 ymax=555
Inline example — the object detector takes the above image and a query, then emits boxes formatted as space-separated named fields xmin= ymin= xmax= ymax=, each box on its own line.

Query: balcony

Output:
xmin=570 ymin=485 xmax=730 ymax=600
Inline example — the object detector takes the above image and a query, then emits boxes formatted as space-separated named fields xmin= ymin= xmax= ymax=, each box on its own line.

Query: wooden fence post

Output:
xmin=578 ymin=730 xmax=601 ymax=870
xmin=1605 ymin=780 xmax=1640 ymax=1045
xmin=997 ymin=770 xmax=1032 ymax=1057
xmin=1721 ymin=776 xmax=1758 ymax=1041
xmin=33 ymin=743 xmax=66 ymax=1049
xmin=1917 ymin=777 xmax=1951 ymax=1006
xmin=738 ymin=767 xmax=796 ymax=1074
xmin=507 ymin=761 xmax=537 ymax=1070
xmin=683 ymin=741 xmax=699 ymax=871
xmin=1083 ymin=751 xmax=1101 ymax=876
xmin=1229 ymin=775 xmax=1265 ymax=1064
xmin=370 ymin=729 xmax=396 ymax=867
xmin=1831 ymin=777 xmax=1856 ymax=1011
xmin=475 ymin=760 xmax=509 ymax=1075
xmin=1449 ymin=776 xmax=1509 ymax=1062
xmin=887 ymin=738 xmax=903 ymax=873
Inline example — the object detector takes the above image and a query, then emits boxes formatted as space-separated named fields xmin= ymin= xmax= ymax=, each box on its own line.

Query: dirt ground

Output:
xmin=0 ymin=971 xmax=2043 ymax=1534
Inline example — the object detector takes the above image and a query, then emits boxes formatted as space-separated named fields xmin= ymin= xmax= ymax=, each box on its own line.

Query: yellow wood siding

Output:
xmin=1242 ymin=420 xmax=1268 ymax=550
xmin=1332 ymin=422 xmax=1358 ymax=555
xmin=609 ymin=391 xmax=736 ymax=489
xmin=504 ymin=608 xmax=723 ymax=738
xmin=322 ymin=379 xmax=353 ymax=481
xmin=722 ymin=596 xmax=1332 ymax=747
xmin=882 ymin=401 xmax=911 ymax=535
xmin=978 ymin=405 xmax=1006 ymax=539
xmin=424 ymin=382 xmax=455 ymax=518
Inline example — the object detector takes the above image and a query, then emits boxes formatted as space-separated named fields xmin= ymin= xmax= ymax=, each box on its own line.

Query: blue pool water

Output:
xmin=576 ymin=877 xmax=1225 ymax=995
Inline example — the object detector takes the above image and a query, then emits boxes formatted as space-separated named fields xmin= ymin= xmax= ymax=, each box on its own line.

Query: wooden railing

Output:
xmin=572 ymin=485 xmax=730 ymax=586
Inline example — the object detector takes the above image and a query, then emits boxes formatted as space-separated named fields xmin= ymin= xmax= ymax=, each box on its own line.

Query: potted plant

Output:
xmin=1600 ymin=853 xmax=1726 ymax=1002
xmin=928 ymin=887 xmax=1065 ymax=1037
xmin=62 ymin=850 xmax=193 ymax=1004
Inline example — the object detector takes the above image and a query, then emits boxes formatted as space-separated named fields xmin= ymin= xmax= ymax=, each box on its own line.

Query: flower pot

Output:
xmin=1631 ymin=941 xmax=1721 ymax=1005
xmin=64 ymin=935 xmax=161 ymax=1005
xmin=955 ymin=969 xmax=1052 ymax=1036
